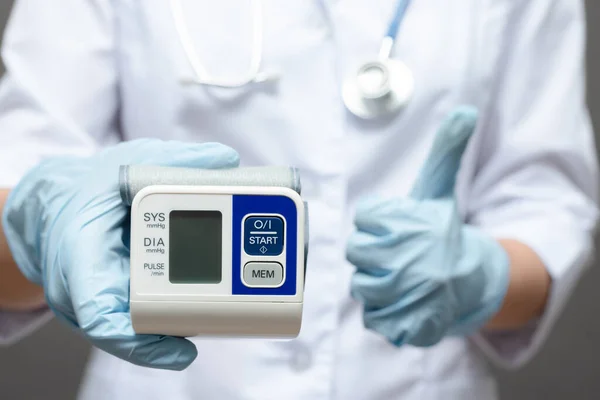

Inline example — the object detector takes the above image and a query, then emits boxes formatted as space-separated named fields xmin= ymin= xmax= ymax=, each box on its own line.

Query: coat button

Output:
xmin=290 ymin=344 xmax=312 ymax=372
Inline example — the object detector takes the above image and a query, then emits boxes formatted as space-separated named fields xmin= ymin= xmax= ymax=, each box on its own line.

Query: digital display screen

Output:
xmin=169 ymin=210 xmax=222 ymax=284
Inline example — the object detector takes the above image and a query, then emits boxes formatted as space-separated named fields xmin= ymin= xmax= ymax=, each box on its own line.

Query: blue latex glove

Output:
xmin=346 ymin=106 xmax=510 ymax=347
xmin=2 ymin=139 xmax=239 ymax=370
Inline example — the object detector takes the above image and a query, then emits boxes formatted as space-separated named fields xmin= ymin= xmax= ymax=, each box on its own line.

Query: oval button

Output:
xmin=242 ymin=262 xmax=284 ymax=287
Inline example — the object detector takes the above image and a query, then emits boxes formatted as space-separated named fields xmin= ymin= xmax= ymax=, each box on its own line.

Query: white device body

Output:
xmin=129 ymin=185 xmax=305 ymax=338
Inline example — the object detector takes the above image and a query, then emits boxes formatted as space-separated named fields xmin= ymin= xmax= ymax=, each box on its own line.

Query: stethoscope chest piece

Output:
xmin=342 ymin=59 xmax=414 ymax=119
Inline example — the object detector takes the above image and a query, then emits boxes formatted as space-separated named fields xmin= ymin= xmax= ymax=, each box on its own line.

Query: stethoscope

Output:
xmin=170 ymin=0 xmax=413 ymax=120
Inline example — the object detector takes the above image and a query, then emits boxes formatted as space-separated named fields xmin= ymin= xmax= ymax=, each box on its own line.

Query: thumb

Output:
xmin=410 ymin=106 xmax=478 ymax=200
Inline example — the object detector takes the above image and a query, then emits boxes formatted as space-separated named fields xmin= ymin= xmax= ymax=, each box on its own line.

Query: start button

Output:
xmin=244 ymin=216 xmax=284 ymax=256
xmin=243 ymin=262 xmax=284 ymax=287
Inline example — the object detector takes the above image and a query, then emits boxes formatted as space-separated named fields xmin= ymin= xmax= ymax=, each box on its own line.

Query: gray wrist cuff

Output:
xmin=119 ymin=165 xmax=301 ymax=206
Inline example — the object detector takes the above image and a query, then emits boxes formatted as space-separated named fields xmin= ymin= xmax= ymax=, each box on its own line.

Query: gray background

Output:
xmin=1 ymin=1 xmax=600 ymax=399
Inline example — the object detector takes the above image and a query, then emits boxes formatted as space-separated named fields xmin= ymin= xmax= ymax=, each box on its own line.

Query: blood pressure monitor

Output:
xmin=120 ymin=165 xmax=307 ymax=338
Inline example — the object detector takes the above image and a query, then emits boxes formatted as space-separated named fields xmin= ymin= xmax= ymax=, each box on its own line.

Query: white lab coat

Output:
xmin=0 ymin=1 xmax=598 ymax=399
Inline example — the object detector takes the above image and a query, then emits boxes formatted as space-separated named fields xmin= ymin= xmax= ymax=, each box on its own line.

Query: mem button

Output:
xmin=244 ymin=216 xmax=284 ymax=256
xmin=243 ymin=262 xmax=284 ymax=287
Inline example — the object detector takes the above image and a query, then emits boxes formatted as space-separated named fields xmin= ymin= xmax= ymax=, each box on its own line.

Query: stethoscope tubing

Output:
xmin=170 ymin=0 xmax=414 ymax=119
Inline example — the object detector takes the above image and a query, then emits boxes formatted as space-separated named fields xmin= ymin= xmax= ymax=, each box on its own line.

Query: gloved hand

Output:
xmin=347 ymin=106 xmax=510 ymax=347
xmin=2 ymin=139 xmax=240 ymax=370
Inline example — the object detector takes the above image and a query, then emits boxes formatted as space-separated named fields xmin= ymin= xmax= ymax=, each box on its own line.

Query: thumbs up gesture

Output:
xmin=346 ymin=106 xmax=511 ymax=347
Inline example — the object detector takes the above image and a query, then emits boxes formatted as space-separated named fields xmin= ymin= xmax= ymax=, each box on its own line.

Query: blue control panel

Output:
xmin=232 ymin=195 xmax=297 ymax=296
xmin=244 ymin=216 xmax=284 ymax=256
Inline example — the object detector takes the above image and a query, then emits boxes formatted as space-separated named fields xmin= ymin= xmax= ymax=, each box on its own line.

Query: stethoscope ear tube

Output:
xmin=171 ymin=0 xmax=278 ymax=88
